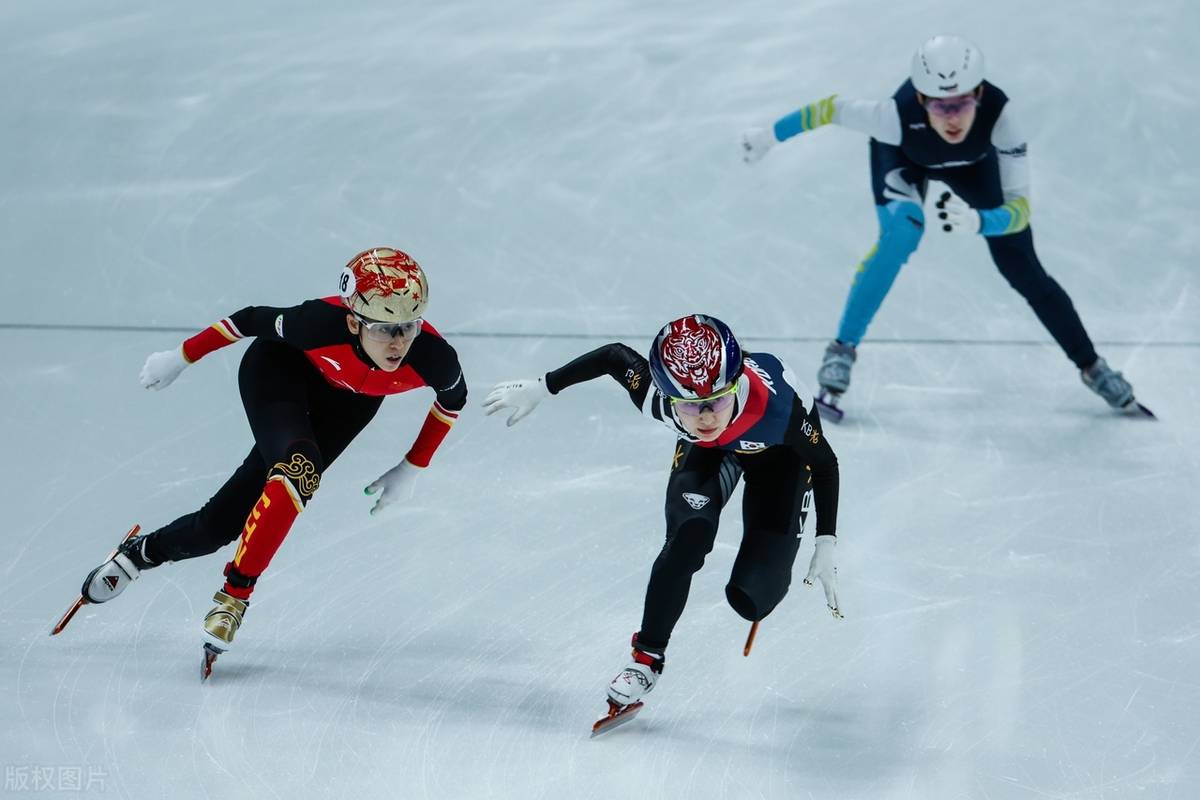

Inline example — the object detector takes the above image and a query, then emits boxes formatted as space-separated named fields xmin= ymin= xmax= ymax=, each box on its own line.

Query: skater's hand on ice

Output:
xmin=365 ymin=459 xmax=421 ymax=515
xmin=140 ymin=347 xmax=189 ymax=390
xmin=804 ymin=534 xmax=843 ymax=619
xmin=483 ymin=378 xmax=549 ymax=427
xmin=935 ymin=190 xmax=981 ymax=235
xmin=740 ymin=127 xmax=775 ymax=164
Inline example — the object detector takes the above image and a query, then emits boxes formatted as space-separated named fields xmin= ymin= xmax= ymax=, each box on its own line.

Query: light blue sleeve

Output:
xmin=773 ymin=96 xmax=837 ymax=142
xmin=978 ymin=197 xmax=1031 ymax=236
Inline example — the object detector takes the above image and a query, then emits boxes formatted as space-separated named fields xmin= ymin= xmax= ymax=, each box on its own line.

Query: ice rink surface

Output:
xmin=2 ymin=1 xmax=1198 ymax=798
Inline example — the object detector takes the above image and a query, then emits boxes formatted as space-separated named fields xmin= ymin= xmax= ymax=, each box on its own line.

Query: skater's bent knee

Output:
xmin=877 ymin=201 xmax=925 ymax=252
xmin=660 ymin=519 xmax=717 ymax=572
xmin=267 ymin=439 xmax=324 ymax=506
xmin=725 ymin=580 xmax=789 ymax=622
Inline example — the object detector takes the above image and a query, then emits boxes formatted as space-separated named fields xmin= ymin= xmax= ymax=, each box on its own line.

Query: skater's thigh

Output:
xmin=739 ymin=447 xmax=810 ymax=538
xmin=664 ymin=442 xmax=739 ymax=538
xmin=209 ymin=448 xmax=272 ymax=528
xmin=238 ymin=340 xmax=319 ymax=462
xmin=308 ymin=382 xmax=384 ymax=467
xmin=726 ymin=521 xmax=803 ymax=621
xmin=870 ymin=140 xmax=927 ymax=206
xmin=727 ymin=451 xmax=807 ymax=621
xmin=731 ymin=523 xmax=803 ymax=587
xmin=938 ymin=153 xmax=1004 ymax=209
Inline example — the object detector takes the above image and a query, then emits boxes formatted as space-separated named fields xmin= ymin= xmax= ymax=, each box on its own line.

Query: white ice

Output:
xmin=2 ymin=1 xmax=1199 ymax=798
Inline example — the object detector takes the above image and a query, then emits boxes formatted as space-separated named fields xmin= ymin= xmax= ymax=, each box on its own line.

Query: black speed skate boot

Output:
xmin=815 ymin=340 xmax=856 ymax=422
xmin=81 ymin=534 xmax=159 ymax=604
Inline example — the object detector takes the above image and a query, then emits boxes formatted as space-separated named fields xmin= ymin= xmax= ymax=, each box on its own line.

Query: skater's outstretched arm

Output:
xmin=185 ymin=302 xmax=341 ymax=360
xmin=544 ymin=343 xmax=652 ymax=407
xmin=139 ymin=300 xmax=352 ymax=390
xmin=484 ymin=343 xmax=652 ymax=426
xmin=741 ymin=95 xmax=903 ymax=163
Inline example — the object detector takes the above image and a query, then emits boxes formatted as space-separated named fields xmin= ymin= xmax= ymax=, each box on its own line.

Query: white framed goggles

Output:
xmin=356 ymin=315 xmax=422 ymax=343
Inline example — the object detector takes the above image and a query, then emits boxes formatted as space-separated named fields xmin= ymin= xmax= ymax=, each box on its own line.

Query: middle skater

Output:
xmin=484 ymin=314 xmax=843 ymax=716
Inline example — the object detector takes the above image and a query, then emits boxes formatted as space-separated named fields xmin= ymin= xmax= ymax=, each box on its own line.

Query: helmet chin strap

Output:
xmin=349 ymin=325 xmax=377 ymax=367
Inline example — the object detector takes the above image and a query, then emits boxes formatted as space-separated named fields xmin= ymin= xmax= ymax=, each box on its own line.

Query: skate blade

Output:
xmin=815 ymin=392 xmax=845 ymax=423
xmin=50 ymin=524 xmax=141 ymax=636
xmin=1126 ymin=401 xmax=1157 ymax=420
xmin=743 ymin=620 xmax=760 ymax=657
xmin=201 ymin=643 xmax=223 ymax=681
xmin=51 ymin=597 xmax=89 ymax=636
xmin=590 ymin=700 xmax=644 ymax=738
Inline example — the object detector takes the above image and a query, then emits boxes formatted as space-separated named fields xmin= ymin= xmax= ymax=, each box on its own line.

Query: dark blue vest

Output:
xmin=713 ymin=352 xmax=797 ymax=453
xmin=892 ymin=79 xmax=1008 ymax=169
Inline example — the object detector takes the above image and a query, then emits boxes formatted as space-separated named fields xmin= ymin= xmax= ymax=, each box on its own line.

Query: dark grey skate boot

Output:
xmin=1081 ymin=358 xmax=1133 ymax=409
xmin=815 ymin=340 xmax=857 ymax=422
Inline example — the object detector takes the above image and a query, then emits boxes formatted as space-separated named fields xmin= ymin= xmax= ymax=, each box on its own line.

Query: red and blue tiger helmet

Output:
xmin=648 ymin=314 xmax=744 ymax=400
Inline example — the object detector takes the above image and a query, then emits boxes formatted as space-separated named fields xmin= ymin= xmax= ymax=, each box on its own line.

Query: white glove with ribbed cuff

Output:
xmin=935 ymin=190 xmax=981 ymax=234
xmin=483 ymin=378 xmax=550 ymax=427
xmin=804 ymin=534 xmax=844 ymax=619
xmin=740 ymin=126 xmax=776 ymax=164
xmin=140 ymin=347 xmax=189 ymax=390
xmin=365 ymin=458 xmax=422 ymax=515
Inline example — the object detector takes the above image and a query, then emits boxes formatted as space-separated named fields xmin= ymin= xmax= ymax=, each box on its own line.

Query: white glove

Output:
xmin=740 ymin=127 xmax=776 ymax=164
xmin=364 ymin=459 xmax=422 ymax=515
xmin=483 ymin=378 xmax=549 ymax=427
xmin=935 ymin=190 xmax=981 ymax=234
xmin=140 ymin=347 xmax=189 ymax=390
xmin=804 ymin=534 xmax=844 ymax=619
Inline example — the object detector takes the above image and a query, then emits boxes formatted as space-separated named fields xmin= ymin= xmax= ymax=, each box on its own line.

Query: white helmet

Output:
xmin=910 ymin=35 xmax=984 ymax=98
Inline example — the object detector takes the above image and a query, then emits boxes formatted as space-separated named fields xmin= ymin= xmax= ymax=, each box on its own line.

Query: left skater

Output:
xmin=62 ymin=247 xmax=467 ymax=677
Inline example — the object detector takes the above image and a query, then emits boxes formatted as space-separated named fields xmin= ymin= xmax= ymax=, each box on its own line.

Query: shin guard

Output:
xmin=223 ymin=475 xmax=304 ymax=600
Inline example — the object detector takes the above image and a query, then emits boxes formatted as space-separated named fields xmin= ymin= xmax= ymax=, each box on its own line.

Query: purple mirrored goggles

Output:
xmin=923 ymin=93 xmax=978 ymax=118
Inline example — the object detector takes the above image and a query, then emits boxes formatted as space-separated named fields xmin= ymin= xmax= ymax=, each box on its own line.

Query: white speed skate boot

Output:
xmin=81 ymin=534 xmax=158 ymax=604
xmin=593 ymin=636 xmax=665 ymax=736
xmin=607 ymin=639 xmax=664 ymax=708
xmin=52 ymin=524 xmax=150 ymax=636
